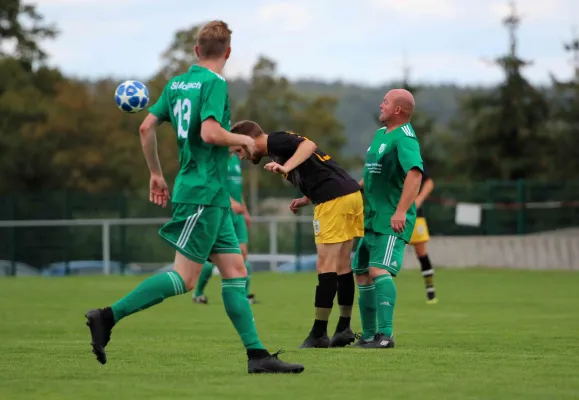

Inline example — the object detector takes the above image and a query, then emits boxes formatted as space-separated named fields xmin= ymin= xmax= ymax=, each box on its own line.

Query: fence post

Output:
xmin=102 ymin=221 xmax=111 ymax=275
xmin=485 ymin=181 xmax=495 ymax=234
xmin=248 ymin=165 xmax=259 ymax=216
xmin=119 ymin=192 xmax=127 ymax=275
xmin=10 ymin=194 xmax=16 ymax=277
xmin=269 ymin=219 xmax=277 ymax=271
xmin=516 ymin=179 xmax=526 ymax=234
xmin=295 ymin=214 xmax=302 ymax=272
xmin=63 ymin=190 xmax=71 ymax=276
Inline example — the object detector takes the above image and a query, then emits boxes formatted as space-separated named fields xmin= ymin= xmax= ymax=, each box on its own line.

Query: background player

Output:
xmin=193 ymin=150 xmax=256 ymax=304
xmin=84 ymin=20 xmax=303 ymax=374
xmin=353 ymin=88 xmax=423 ymax=348
xmin=409 ymin=170 xmax=437 ymax=304
xmin=230 ymin=121 xmax=363 ymax=349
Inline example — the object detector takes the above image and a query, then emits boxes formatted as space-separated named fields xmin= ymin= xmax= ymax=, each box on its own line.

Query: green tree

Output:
xmin=292 ymin=95 xmax=347 ymax=165
xmin=234 ymin=56 xmax=348 ymax=208
xmin=0 ymin=1 xmax=64 ymax=194
xmin=156 ymin=22 xmax=242 ymax=81
xmin=451 ymin=3 xmax=550 ymax=181
xmin=374 ymin=65 xmax=444 ymax=177
xmin=0 ymin=1 xmax=58 ymax=68
xmin=0 ymin=58 xmax=66 ymax=193
xmin=48 ymin=79 xmax=149 ymax=193
xmin=0 ymin=61 xmax=149 ymax=194
xmin=548 ymin=32 xmax=579 ymax=179
xmin=158 ymin=25 xmax=201 ymax=80
xmin=234 ymin=57 xmax=299 ymax=130
xmin=234 ymin=57 xmax=303 ymax=203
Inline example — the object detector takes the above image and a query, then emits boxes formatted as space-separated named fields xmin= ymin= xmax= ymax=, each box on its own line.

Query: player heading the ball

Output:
xmin=85 ymin=20 xmax=304 ymax=374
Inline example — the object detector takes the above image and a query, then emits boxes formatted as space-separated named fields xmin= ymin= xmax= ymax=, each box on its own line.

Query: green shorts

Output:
xmin=159 ymin=203 xmax=241 ymax=264
xmin=231 ymin=212 xmax=248 ymax=244
xmin=352 ymin=231 xmax=406 ymax=276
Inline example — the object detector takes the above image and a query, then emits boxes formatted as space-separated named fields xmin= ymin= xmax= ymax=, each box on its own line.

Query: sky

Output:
xmin=30 ymin=0 xmax=579 ymax=86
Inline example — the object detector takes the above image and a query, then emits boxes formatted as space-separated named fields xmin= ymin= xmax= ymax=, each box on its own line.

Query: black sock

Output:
xmin=336 ymin=271 xmax=355 ymax=332
xmin=418 ymin=255 xmax=436 ymax=300
xmin=312 ymin=319 xmax=329 ymax=338
xmin=247 ymin=348 xmax=270 ymax=360
xmin=102 ymin=307 xmax=115 ymax=328
xmin=312 ymin=272 xmax=338 ymax=337
xmin=335 ymin=316 xmax=350 ymax=333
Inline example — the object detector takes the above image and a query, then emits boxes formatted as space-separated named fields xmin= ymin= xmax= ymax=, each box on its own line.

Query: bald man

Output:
xmin=353 ymin=89 xmax=424 ymax=348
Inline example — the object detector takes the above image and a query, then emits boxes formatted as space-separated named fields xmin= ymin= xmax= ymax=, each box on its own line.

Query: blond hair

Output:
xmin=196 ymin=20 xmax=232 ymax=59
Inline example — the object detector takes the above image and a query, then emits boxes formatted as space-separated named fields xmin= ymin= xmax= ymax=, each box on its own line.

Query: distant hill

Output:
xmin=228 ymin=78 xmax=477 ymax=155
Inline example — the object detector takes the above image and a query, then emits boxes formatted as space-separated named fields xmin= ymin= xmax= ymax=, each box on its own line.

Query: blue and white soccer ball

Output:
xmin=114 ymin=80 xmax=149 ymax=113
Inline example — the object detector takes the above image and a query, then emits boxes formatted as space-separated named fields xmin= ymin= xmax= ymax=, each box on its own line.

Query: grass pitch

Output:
xmin=1 ymin=268 xmax=578 ymax=400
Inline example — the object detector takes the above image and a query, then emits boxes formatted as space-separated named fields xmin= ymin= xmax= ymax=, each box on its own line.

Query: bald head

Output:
xmin=378 ymin=88 xmax=415 ymax=127
xmin=387 ymin=89 xmax=415 ymax=117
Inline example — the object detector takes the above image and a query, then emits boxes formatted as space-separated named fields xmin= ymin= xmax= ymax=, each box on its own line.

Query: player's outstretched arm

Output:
xmin=139 ymin=113 xmax=163 ymax=176
xmin=283 ymin=140 xmax=317 ymax=172
xmin=201 ymin=118 xmax=255 ymax=152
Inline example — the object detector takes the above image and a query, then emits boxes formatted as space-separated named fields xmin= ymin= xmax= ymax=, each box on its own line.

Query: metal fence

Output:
xmin=423 ymin=180 xmax=579 ymax=235
xmin=1 ymin=179 xmax=578 ymax=274
xmin=0 ymin=216 xmax=314 ymax=275
xmin=1 ymin=216 xmax=578 ymax=275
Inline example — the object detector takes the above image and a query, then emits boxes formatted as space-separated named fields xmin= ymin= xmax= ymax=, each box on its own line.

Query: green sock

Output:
xmin=374 ymin=274 xmax=396 ymax=337
xmin=111 ymin=271 xmax=186 ymax=323
xmin=194 ymin=262 xmax=214 ymax=297
xmin=358 ymin=283 xmax=377 ymax=341
xmin=244 ymin=260 xmax=252 ymax=295
xmin=222 ymin=278 xmax=265 ymax=350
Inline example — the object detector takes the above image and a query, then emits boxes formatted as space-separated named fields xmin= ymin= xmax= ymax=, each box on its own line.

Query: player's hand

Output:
xmin=231 ymin=200 xmax=244 ymax=214
xmin=264 ymin=162 xmax=288 ymax=175
xmin=240 ymin=136 xmax=255 ymax=158
xmin=244 ymin=210 xmax=252 ymax=227
xmin=391 ymin=210 xmax=406 ymax=233
xmin=289 ymin=196 xmax=310 ymax=214
xmin=150 ymin=174 xmax=170 ymax=208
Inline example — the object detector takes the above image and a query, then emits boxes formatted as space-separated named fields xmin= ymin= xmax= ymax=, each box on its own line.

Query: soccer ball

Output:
xmin=114 ymin=80 xmax=149 ymax=113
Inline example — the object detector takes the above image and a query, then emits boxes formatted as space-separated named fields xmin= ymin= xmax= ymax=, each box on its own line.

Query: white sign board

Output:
xmin=455 ymin=203 xmax=482 ymax=227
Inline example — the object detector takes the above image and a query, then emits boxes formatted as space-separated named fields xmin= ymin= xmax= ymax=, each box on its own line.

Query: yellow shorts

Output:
xmin=312 ymin=191 xmax=364 ymax=244
xmin=410 ymin=217 xmax=430 ymax=245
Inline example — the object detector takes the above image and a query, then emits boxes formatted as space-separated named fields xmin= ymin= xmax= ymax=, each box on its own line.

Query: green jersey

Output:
xmin=149 ymin=65 xmax=232 ymax=207
xmin=227 ymin=153 xmax=243 ymax=203
xmin=363 ymin=123 xmax=424 ymax=242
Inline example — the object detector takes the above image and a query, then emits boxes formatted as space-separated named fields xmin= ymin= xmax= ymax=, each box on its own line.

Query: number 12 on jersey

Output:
xmin=173 ymin=98 xmax=191 ymax=139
